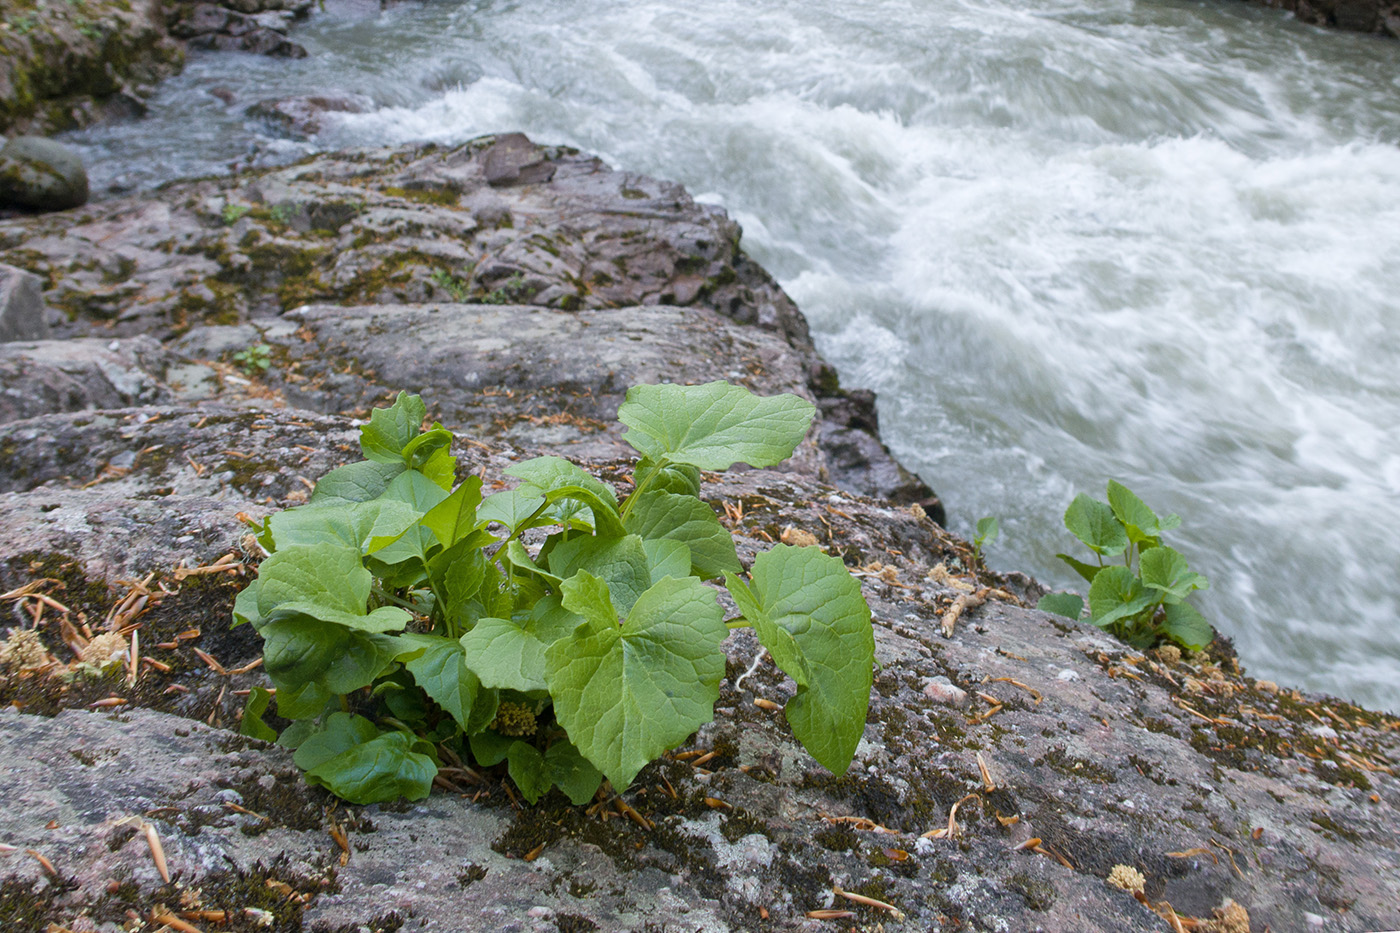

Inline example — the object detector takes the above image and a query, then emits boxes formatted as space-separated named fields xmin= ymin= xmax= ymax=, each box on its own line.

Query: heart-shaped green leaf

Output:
xmin=618 ymin=381 xmax=815 ymax=470
xmin=725 ymin=544 xmax=873 ymax=775
xmin=547 ymin=573 xmax=726 ymax=790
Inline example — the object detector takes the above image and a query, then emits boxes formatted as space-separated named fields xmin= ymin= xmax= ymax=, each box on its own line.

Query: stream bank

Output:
xmin=0 ymin=136 xmax=1396 ymax=932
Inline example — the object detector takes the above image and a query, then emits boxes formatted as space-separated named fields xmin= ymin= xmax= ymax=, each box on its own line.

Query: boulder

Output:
xmin=0 ymin=136 xmax=89 ymax=211
xmin=0 ymin=262 xmax=49 ymax=342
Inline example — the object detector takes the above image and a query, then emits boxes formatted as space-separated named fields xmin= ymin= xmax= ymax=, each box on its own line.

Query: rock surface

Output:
xmin=0 ymin=406 xmax=1397 ymax=932
xmin=0 ymin=139 xmax=1396 ymax=933
xmin=0 ymin=135 xmax=89 ymax=211
xmin=0 ymin=0 xmax=313 ymax=138
xmin=0 ymin=262 xmax=49 ymax=342
xmin=0 ymin=0 xmax=183 ymax=136
xmin=0 ymin=135 xmax=933 ymax=510
xmin=1240 ymin=0 xmax=1400 ymax=36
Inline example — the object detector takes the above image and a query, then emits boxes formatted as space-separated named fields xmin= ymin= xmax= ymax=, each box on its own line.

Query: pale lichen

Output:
xmin=1105 ymin=864 xmax=1145 ymax=896
xmin=0 ymin=628 xmax=49 ymax=671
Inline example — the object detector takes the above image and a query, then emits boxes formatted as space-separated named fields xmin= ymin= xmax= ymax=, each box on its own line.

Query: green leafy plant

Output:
xmin=231 ymin=343 xmax=273 ymax=375
xmin=428 ymin=269 xmax=471 ymax=302
xmin=269 ymin=202 xmax=298 ymax=225
xmin=222 ymin=203 xmax=252 ymax=225
xmin=481 ymin=272 xmax=532 ymax=305
xmin=1035 ymin=481 xmax=1212 ymax=651
xmin=972 ymin=516 xmax=999 ymax=563
xmin=235 ymin=382 xmax=875 ymax=806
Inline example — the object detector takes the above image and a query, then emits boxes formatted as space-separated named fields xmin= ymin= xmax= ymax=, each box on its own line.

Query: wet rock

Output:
xmin=0 ymin=262 xmax=49 ymax=342
xmin=482 ymin=131 xmax=558 ymax=187
xmin=0 ymin=0 xmax=183 ymax=136
xmin=0 ymin=136 xmax=89 ymax=211
xmin=246 ymin=93 xmax=377 ymax=138
xmin=167 ymin=0 xmax=312 ymax=57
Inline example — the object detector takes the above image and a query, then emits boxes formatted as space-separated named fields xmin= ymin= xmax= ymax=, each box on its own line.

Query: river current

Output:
xmin=60 ymin=0 xmax=1400 ymax=710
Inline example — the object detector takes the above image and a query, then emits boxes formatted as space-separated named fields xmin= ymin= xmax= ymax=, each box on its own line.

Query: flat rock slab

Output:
xmin=1 ymin=406 xmax=1396 ymax=932
xmin=172 ymin=302 xmax=826 ymax=472
xmin=0 ymin=336 xmax=173 ymax=424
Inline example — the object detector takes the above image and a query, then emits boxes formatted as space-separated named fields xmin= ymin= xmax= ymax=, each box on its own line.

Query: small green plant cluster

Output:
xmin=428 ymin=269 xmax=471 ymax=302
xmin=481 ymin=272 xmax=532 ymax=304
xmin=232 ymin=343 xmax=272 ymax=375
xmin=1036 ymin=481 xmax=1212 ymax=651
xmin=235 ymin=382 xmax=875 ymax=805
xmin=222 ymin=203 xmax=252 ymax=225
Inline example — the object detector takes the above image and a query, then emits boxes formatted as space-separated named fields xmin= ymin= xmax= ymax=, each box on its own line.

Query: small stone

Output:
xmin=1255 ymin=680 xmax=1279 ymax=694
xmin=922 ymin=677 xmax=969 ymax=708
xmin=1056 ymin=669 xmax=1080 ymax=682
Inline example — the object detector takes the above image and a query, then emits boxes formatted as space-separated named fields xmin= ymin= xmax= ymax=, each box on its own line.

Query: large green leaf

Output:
xmin=254 ymin=543 xmax=372 ymax=621
xmin=1139 ymin=546 xmax=1208 ymax=602
xmin=1063 ymin=494 xmax=1128 ymax=557
xmin=502 ymin=739 xmax=603 ymax=806
xmin=404 ymin=637 xmax=485 ymax=732
xmin=360 ymin=392 xmax=427 ymax=464
xmin=507 ymin=456 xmax=620 ymax=511
xmin=1161 ymin=601 xmax=1213 ymax=650
xmin=617 ymin=382 xmax=815 ymax=470
xmin=427 ymin=538 xmax=489 ymax=628
xmin=296 ymin=713 xmax=435 ymax=804
xmin=479 ymin=488 xmax=548 ymax=534
xmin=261 ymin=615 xmax=397 ymax=694
xmin=1107 ymin=480 xmax=1180 ymax=545
xmin=545 ymin=739 xmax=604 ymax=805
xmin=421 ymin=477 xmax=484 ymax=548
xmin=724 ymin=545 xmax=873 ymax=775
xmin=266 ymin=601 xmax=410 ymax=634
xmin=265 ymin=500 xmax=419 ymax=556
xmin=1055 ymin=552 xmax=1105 ymax=584
xmin=1036 ymin=592 xmax=1085 ymax=620
xmin=271 ymin=681 xmax=333 ymax=721
xmin=310 ymin=460 xmax=405 ymax=504
xmin=468 ymin=730 xmax=516 ymax=767
xmin=507 ymin=742 xmax=552 ymax=804
xmin=461 ymin=597 xmax=583 ymax=693
xmin=547 ymin=573 xmax=727 ymax=789
xmin=1087 ymin=565 xmax=1157 ymax=628
xmin=506 ymin=457 xmax=625 ymax=536
xmin=622 ymin=490 xmax=740 ymax=580
xmin=641 ymin=539 xmax=692 ymax=582
xmin=373 ymin=471 xmax=452 ymax=567
xmin=548 ymin=534 xmax=652 ymax=615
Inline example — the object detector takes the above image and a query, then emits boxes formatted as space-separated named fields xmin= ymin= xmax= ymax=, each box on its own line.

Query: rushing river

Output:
xmin=60 ymin=0 xmax=1400 ymax=710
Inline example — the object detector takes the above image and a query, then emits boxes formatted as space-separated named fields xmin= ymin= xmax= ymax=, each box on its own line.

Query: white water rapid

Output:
xmin=62 ymin=0 xmax=1400 ymax=710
